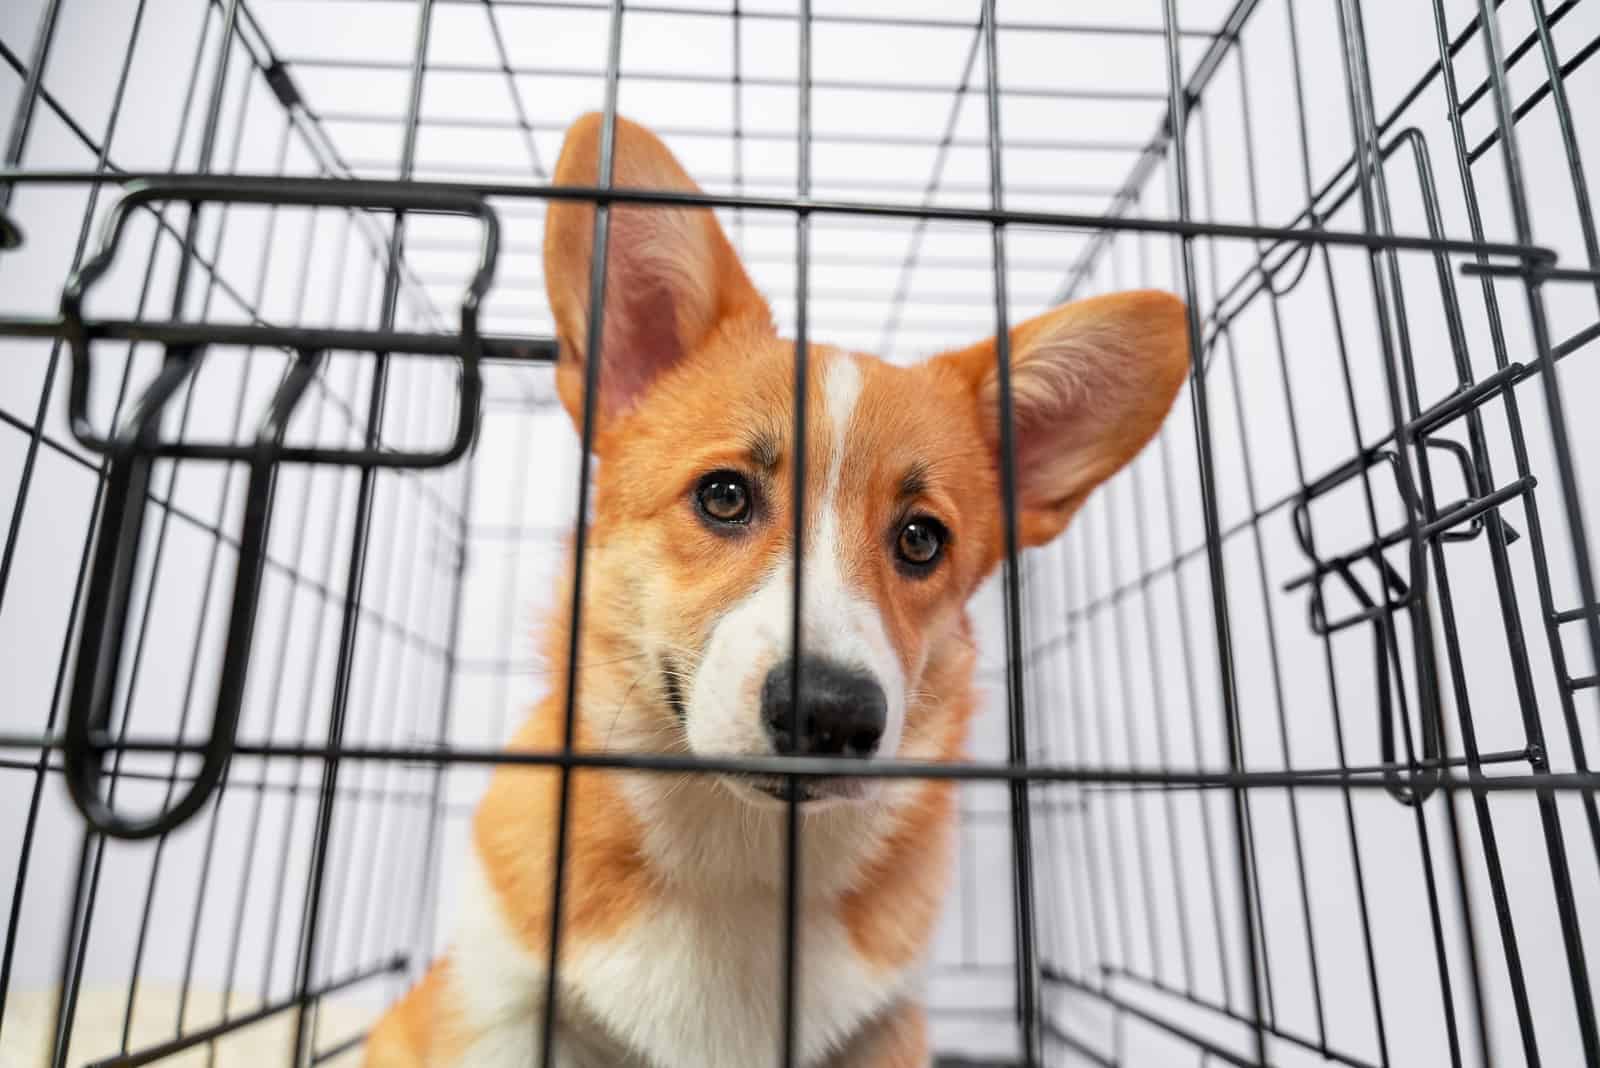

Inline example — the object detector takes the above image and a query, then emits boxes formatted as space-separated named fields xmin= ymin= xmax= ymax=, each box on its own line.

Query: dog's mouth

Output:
xmin=720 ymin=773 xmax=872 ymax=806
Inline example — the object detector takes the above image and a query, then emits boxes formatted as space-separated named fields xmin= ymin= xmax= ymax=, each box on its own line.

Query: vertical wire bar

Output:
xmin=258 ymin=330 xmax=371 ymax=1011
xmin=779 ymin=0 xmax=813 ymax=1063
xmin=47 ymin=833 xmax=95 ymax=1068
xmin=170 ymin=0 xmax=241 ymax=313
xmin=1102 ymin=254 xmax=1170 ymax=987
xmin=1151 ymin=427 xmax=1235 ymax=1012
xmin=50 ymin=8 xmax=248 ymax=1054
xmin=1022 ymin=550 xmax=1066 ymax=984
xmin=406 ymin=425 xmax=476 ymax=982
xmin=289 ymin=2 xmax=436 ymax=1063
xmin=1196 ymin=88 xmax=1330 ymax=1049
xmin=34 ymin=217 xmax=184 ymax=1066
xmin=0 ymin=0 xmax=157 ymax=1045
xmin=1077 ymin=502 xmax=1136 ymax=974
xmin=1426 ymin=6 xmax=1598 ymax=1062
xmin=490 ymin=416 xmax=536 ymax=743
xmin=206 ymin=218 xmax=363 ymax=1068
xmin=1472 ymin=4 xmax=1600 ymax=1061
xmin=540 ymin=3 xmax=625 ymax=1062
xmin=1292 ymin=0 xmax=1457 ymax=1045
xmin=730 ymin=0 xmax=745 ymax=249
xmin=313 ymin=426 xmax=417 ymax=984
xmin=977 ymin=2 xmax=1040 ymax=1062
xmin=1187 ymin=103 xmax=1286 ymax=1039
xmin=1062 ymin=524 xmax=1117 ymax=993
xmin=1330 ymin=0 xmax=1447 ymax=798
xmin=403 ymin=468 xmax=475 ymax=983
xmin=0 ymin=0 xmax=63 ymax=212
xmin=1235 ymin=9 xmax=1390 ymax=1058
xmin=1482 ymin=5 xmax=1600 ymax=862
xmin=1125 ymin=203 xmax=1198 ymax=991
xmin=1524 ymin=0 xmax=1600 ymax=302
xmin=137 ymin=117 xmax=302 ymax=1049
xmin=481 ymin=0 xmax=549 ymax=180
xmin=1126 ymin=459 xmax=1199 ymax=994
xmin=1157 ymin=1 xmax=1264 ymax=1062
xmin=1362 ymin=92 xmax=1511 ymax=1068
xmin=874 ymin=24 xmax=984 ymax=357
xmin=318 ymin=402 xmax=426 ymax=988
xmin=1342 ymin=3 xmax=1529 ymax=1061
xmin=345 ymin=380 xmax=442 ymax=978
xmin=321 ymin=457 xmax=413 ymax=989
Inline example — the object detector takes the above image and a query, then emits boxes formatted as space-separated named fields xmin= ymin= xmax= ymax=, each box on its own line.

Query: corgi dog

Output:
xmin=363 ymin=113 xmax=1188 ymax=1068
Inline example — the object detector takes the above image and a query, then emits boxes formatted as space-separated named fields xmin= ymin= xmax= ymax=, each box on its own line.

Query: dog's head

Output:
xmin=543 ymin=114 xmax=1188 ymax=807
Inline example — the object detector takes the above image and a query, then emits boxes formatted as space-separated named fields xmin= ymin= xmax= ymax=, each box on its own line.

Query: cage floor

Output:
xmin=1 ymin=987 xmax=366 ymax=1068
xmin=0 ymin=988 xmax=1017 ymax=1067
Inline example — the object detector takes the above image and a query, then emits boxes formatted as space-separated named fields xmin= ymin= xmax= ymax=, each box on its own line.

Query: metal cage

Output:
xmin=2 ymin=0 xmax=1599 ymax=1065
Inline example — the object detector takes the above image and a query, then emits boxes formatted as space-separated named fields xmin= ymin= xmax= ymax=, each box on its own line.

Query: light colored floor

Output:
xmin=1 ymin=985 xmax=369 ymax=1068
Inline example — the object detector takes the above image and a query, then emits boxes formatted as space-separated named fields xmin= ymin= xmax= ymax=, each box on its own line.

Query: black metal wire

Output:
xmin=3 ymin=0 xmax=1600 ymax=1065
xmin=778 ymin=0 xmax=811 ymax=1061
xmin=540 ymin=4 xmax=625 ymax=1064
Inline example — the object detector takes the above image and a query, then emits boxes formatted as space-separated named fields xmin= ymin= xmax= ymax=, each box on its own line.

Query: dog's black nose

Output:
xmin=761 ymin=656 xmax=886 ymax=758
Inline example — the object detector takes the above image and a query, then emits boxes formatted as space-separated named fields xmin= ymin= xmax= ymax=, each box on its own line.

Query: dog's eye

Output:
xmin=896 ymin=517 xmax=946 ymax=570
xmin=696 ymin=472 xmax=752 ymax=525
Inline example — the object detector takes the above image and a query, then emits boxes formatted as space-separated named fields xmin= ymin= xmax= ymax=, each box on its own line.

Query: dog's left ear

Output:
xmin=938 ymin=290 xmax=1190 ymax=548
xmin=544 ymin=113 xmax=770 ymax=431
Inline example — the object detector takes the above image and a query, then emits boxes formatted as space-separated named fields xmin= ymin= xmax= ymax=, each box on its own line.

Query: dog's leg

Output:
xmin=828 ymin=999 xmax=930 ymax=1068
xmin=363 ymin=960 xmax=456 ymax=1068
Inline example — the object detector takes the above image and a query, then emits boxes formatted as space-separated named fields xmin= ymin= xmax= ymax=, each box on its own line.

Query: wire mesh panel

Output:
xmin=1 ymin=0 xmax=1598 ymax=1066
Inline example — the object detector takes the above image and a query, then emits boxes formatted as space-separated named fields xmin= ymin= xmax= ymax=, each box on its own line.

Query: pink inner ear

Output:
xmin=595 ymin=265 xmax=685 ymax=416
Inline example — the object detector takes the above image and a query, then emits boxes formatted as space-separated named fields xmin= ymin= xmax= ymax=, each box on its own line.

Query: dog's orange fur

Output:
xmin=364 ymin=112 xmax=1189 ymax=1067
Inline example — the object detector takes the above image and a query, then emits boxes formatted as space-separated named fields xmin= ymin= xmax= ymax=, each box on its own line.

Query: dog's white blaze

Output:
xmin=686 ymin=351 xmax=904 ymax=767
xmin=808 ymin=354 xmax=906 ymax=758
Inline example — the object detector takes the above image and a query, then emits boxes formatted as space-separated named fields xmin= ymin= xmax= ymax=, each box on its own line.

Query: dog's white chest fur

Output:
xmin=450 ymin=849 xmax=916 ymax=1068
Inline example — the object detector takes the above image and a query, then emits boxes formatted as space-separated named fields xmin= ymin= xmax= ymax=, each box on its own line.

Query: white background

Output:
xmin=2 ymin=0 xmax=1600 ymax=1065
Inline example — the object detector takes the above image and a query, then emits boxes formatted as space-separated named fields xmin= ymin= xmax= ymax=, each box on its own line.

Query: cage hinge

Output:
xmin=263 ymin=60 xmax=305 ymax=111
xmin=0 ymin=209 xmax=22 ymax=250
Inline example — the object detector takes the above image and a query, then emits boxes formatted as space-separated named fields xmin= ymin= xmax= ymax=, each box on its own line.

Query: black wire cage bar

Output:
xmin=1 ymin=0 xmax=1598 ymax=1066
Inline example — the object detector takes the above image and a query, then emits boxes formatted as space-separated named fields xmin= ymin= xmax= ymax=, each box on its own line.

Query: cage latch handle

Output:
xmin=54 ymin=177 xmax=500 ymax=840
xmin=62 ymin=346 xmax=325 ymax=840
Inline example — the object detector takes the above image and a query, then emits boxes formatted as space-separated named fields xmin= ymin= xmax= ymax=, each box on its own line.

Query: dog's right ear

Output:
xmin=543 ymin=113 xmax=770 ymax=430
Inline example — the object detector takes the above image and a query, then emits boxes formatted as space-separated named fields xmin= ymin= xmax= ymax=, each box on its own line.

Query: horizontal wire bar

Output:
xmin=1461 ymin=260 xmax=1600 ymax=283
xmin=1062 ymin=0 xmax=1583 ymax=304
xmin=326 ymin=0 xmax=1224 ymax=37
xmin=0 ymin=412 xmax=463 ymax=662
xmin=313 ymin=109 xmax=1151 ymax=154
xmin=420 ymin=273 xmax=1065 ymax=310
xmin=1556 ymin=319 xmax=1600 ymax=359
xmin=1465 ymin=27 xmax=1600 ymax=165
xmin=0 ymin=170 xmax=1564 ymax=262
xmin=0 ymin=36 xmax=452 ymax=336
xmin=1074 ymin=748 xmax=1532 ymax=796
xmin=1039 ymin=1013 xmax=1117 ymax=1068
xmin=0 ymin=315 xmax=556 ymax=364
xmin=1100 ymin=966 xmax=1380 ymax=1068
xmin=0 ymin=755 xmax=444 ymax=808
xmin=1043 ymin=967 xmax=1259 ymax=1068
xmin=81 ymin=956 xmax=404 ymax=1068
xmin=5 ymin=732 xmax=1598 ymax=792
xmin=1555 ymin=603 xmax=1600 ymax=624
xmin=309 ymin=1030 xmax=369 ymax=1065
xmin=348 ymin=159 xmax=1125 ymax=199
xmin=286 ymin=52 xmax=1169 ymax=102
